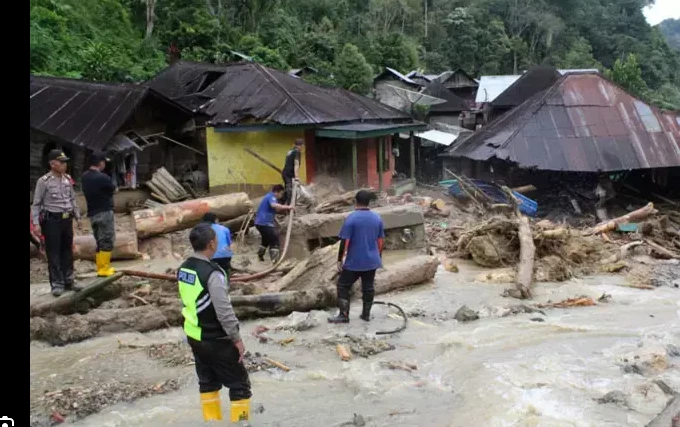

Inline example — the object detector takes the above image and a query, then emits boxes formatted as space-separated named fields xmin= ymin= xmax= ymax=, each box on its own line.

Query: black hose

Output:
xmin=373 ymin=301 xmax=408 ymax=335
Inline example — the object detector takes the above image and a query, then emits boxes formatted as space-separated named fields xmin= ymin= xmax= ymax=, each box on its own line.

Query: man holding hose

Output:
xmin=254 ymin=184 xmax=294 ymax=263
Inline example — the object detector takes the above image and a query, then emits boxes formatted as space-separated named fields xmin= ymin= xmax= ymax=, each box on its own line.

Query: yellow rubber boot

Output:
xmin=95 ymin=252 xmax=103 ymax=274
xmin=98 ymin=251 xmax=115 ymax=277
xmin=230 ymin=399 xmax=250 ymax=423
xmin=200 ymin=391 xmax=223 ymax=421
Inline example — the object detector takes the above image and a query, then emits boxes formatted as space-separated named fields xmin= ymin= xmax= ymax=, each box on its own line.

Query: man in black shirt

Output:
xmin=81 ymin=151 xmax=117 ymax=277
xmin=281 ymin=139 xmax=303 ymax=205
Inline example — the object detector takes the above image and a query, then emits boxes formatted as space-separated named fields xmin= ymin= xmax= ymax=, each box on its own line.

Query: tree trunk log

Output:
xmin=31 ymin=232 xmax=139 ymax=260
xmin=30 ymin=273 xmax=125 ymax=316
xmin=30 ymin=304 xmax=182 ymax=346
xmin=31 ymin=256 xmax=440 ymax=345
xmin=586 ymin=203 xmax=657 ymax=235
xmin=133 ymin=193 xmax=252 ymax=239
xmin=516 ymin=215 xmax=535 ymax=299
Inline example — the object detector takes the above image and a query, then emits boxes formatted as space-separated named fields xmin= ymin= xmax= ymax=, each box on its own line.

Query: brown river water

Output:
xmin=30 ymin=256 xmax=680 ymax=427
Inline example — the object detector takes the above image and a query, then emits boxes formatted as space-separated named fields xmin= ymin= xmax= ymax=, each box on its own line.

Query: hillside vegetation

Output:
xmin=30 ymin=0 xmax=680 ymax=109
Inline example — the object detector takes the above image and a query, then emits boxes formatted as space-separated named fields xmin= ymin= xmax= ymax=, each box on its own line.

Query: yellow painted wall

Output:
xmin=206 ymin=127 xmax=306 ymax=194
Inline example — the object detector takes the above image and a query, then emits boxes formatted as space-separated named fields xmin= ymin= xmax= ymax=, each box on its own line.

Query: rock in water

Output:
xmin=454 ymin=305 xmax=479 ymax=322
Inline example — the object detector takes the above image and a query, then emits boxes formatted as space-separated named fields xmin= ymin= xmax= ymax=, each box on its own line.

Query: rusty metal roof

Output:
xmin=147 ymin=62 xmax=412 ymax=126
xmin=443 ymin=73 xmax=680 ymax=172
xmin=30 ymin=75 xmax=190 ymax=151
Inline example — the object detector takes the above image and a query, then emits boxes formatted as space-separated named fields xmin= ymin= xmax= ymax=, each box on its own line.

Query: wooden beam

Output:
xmin=158 ymin=134 xmax=205 ymax=156
xmin=378 ymin=138 xmax=384 ymax=192
xmin=352 ymin=140 xmax=358 ymax=189
xmin=243 ymin=147 xmax=283 ymax=174
xmin=409 ymin=131 xmax=416 ymax=180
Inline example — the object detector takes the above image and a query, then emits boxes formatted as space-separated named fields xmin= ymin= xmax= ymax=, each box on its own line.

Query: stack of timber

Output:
xmin=144 ymin=167 xmax=190 ymax=204
xmin=314 ymin=188 xmax=376 ymax=214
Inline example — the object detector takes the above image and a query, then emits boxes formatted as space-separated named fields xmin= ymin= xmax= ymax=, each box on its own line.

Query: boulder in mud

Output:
xmin=454 ymin=305 xmax=479 ymax=322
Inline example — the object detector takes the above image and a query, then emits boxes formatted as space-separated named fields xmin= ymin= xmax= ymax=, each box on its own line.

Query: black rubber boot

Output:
xmin=327 ymin=299 xmax=350 ymax=324
xmin=359 ymin=294 xmax=374 ymax=321
xmin=269 ymin=248 xmax=280 ymax=263
xmin=257 ymin=246 xmax=266 ymax=262
xmin=51 ymin=286 xmax=65 ymax=297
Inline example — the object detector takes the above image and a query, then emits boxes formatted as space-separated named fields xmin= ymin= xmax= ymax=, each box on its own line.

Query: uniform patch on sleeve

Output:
xmin=177 ymin=270 xmax=197 ymax=285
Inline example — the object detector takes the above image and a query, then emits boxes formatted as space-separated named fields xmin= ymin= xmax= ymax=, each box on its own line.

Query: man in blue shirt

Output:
xmin=254 ymin=185 xmax=294 ymax=263
xmin=328 ymin=190 xmax=385 ymax=324
xmin=202 ymin=213 xmax=233 ymax=275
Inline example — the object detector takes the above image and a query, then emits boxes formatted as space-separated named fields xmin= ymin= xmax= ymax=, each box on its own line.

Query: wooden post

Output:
xmin=378 ymin=138 xmax=384 ymax=192
xmin=352 ymin=140 xmax=358 ymax=189
xmin=409 ymin=131 xmax=415 ymax=180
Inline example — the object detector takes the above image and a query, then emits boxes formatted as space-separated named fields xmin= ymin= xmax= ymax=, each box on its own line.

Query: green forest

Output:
xmin=30 ymin=0 xmax=680 ymax=109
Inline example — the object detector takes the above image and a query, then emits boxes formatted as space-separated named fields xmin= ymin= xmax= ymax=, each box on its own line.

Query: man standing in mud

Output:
xmin=328 ymin=190 xmax=385 ymax=324
xmin=81 ymin=151 xmax=117 ymax=277
xmin=32 ymin=149 xmax=82 ymax=297
xmin=177 ymin=224 xmax=252 ymax=423
xmin=281 ymin=138 xmax=303 ymax=205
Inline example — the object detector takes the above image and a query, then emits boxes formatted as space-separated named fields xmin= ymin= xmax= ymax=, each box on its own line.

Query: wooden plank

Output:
xmin=352 ymin=140 xmax=358 ymax=189
xmin=243 ymin=148 xmax=283 ymax=174
xmin=409 ymin=131 xmax=416 ymax=180
xmin=378 ymin=138 xmax=384 ymax=192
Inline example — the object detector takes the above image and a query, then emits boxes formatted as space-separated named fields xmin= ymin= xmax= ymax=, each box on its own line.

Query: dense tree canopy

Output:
xmin=658 ymin=18 xmax=680 ymax=51
xmin=30 ymin=0 xmax=680 ymax=109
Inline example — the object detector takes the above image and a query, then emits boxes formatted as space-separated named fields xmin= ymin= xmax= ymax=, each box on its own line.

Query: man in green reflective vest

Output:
xmin=177 ymin=223 xmax=252 ymax=423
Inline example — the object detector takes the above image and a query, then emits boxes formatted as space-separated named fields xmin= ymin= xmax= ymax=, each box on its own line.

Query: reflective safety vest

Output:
xmin=177 ymin=257 xmax=228 ymax=341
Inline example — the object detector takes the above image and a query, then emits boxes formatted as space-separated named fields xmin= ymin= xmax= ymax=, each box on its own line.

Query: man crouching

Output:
xmin=177 ymin=224 xmax=252 ymax=422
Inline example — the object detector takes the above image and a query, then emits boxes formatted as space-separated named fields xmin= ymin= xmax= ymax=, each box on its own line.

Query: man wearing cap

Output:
xmin=31 ymin=149 xmax=82 ymax=296
xmin=281 ymin=139 xmax=303 ymax=205
xmin=81 ymin=151 xmax=117 ymax=277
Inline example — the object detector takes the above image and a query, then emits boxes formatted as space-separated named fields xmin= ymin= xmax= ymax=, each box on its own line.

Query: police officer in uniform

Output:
xmin=31 ymin=149 xmax=82 ymax=296
xmin=177 ymin=224 xmax=252 ymax=423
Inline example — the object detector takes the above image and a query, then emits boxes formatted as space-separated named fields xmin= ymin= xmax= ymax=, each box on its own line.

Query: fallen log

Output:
xmin=133 ymin=193 xmax=252 ymax=239
xmin=32 ymin=232 xmax=140 ymax=260
xmin=645 ymin=395 xmax=679 ymax=427
xmin=30 ymin=303 xmax=183 ymax=346
xmin=502 ymin=186 xmax=534 ymax=299
xmin=645 ymin=239 xmax=680 ymax=259
xmin=512 ymin=185 xmax=536 ymax=194
xmin=33 ymin=256 xmax=439 ymax=345
xmin=30 ymin=272 xmax=125 ymax=316
xmin=586 ymin=203 xmax=657 ymax=235
xmin=601 ymin=240 xmax=644 ymax=264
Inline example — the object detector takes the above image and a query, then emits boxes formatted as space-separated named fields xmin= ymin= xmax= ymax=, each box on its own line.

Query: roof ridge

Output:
xmin=254 ymin=63 xmax=319 ymax=124
xmin=31 ymin=74 xmax=144 ymax=91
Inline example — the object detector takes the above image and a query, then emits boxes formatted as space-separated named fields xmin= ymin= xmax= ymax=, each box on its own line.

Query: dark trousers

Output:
xmin=282 ymin=173 xmax=293 ymax=205
xmin=188 ymin=337 xmax=252 ymax=401
xmin=90 ymin=210 xmax=115 ymax=252
xmin=214 ymin=257 xmax=231 ymax=275
xmin=41 ymin=212 xmax=75 ymax=289
xmin=255 ymin=225 xmax=280 ymax=249
xmin=337 ymin=269 xmax=376 ymax=301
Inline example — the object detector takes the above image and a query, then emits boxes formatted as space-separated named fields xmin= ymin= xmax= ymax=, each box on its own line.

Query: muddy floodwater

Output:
xmin=30 ymin=258 xmax=680 ymax=427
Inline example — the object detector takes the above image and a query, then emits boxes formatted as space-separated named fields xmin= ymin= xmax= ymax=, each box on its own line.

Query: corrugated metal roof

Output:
xmin=443 ymin=73 xmax=680 ymax=172
xmin=148 ymin=62 xmax=412 ymax=126
xmin=30 ymin=75 xmax=149 ymax=151
xmin=475 ymin=75 xmax=521 ymax=103
xmin=491 ymin=66 xmax=562 ymax=108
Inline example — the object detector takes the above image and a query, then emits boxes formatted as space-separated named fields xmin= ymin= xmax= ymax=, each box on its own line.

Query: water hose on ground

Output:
xmin=120 ymin=182 xmax=299 ymax=283
xmin=373 ymin=301 xmax=408 ymax=335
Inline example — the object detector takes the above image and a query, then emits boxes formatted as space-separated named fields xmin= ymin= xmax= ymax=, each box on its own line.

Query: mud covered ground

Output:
xmin=30 ymin=261 xmax=680 ymax=427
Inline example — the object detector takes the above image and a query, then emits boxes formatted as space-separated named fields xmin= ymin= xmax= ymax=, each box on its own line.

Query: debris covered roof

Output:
xmin=31 ymin=75 xmax=191 ymax=151
xmin=374 ymin=67 xmax=419 ymax=86
xmin=148 ymin=62 xmax=413 ymax=126
xmin=443 ymin=73 xmax=680 ymax=172
xmin=30 ymin=75 xmax=148 ymax=151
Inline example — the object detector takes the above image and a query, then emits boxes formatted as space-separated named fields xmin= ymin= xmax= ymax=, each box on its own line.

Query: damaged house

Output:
xmin=29 ymin=76 xmax=200 ymax=199
xmin=441 ymin=70 xmax=680 ymax=216
xmin=147 ymin=61 xmax=425 ymax=195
